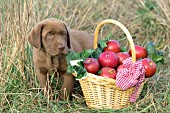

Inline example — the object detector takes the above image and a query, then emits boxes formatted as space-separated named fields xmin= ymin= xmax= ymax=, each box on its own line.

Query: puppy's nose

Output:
xmin=58 ymin=45 xmax=65 ymax=51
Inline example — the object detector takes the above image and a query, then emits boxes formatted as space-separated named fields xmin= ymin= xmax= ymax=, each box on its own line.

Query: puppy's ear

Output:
xmin=63 ymin=23 xmax=71 ymax=49
xmin=28 ymin=23 xmax=44 ymax=50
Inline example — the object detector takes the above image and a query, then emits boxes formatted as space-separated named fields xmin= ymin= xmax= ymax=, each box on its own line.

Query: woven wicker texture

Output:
xmin=79 ymin=73 xmax=146 ymax=109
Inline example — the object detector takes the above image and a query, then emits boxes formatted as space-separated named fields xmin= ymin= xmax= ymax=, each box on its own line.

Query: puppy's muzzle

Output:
xmin=58 ymin=45 xmax=65 ymax=52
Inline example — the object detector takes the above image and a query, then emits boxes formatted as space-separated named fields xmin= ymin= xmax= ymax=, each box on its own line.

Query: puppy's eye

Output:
xmin=46 ymin=32 xmax=53 ymax=39
xmin=60 ymin=31 xmax=67 ymax=37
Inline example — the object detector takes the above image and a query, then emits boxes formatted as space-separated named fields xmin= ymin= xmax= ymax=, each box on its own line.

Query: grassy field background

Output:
xmin=1 ymin=0 xmax=170 ymax=112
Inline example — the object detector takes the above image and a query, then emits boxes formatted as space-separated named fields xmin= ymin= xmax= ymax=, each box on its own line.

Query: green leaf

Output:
xmin=98 ymin=41 xmax=107 ymax=49
xmin=77 ymin=61 xmax=84 ymax=67
xmin=72 ymin=65 xmax=87 ymax=80
xmin=66 ymin=51 xmax=81 ymax=61
xmin=66 ymin=33 xmax=115 ymax=79
xmin=151 ymin=54 xmax=164 ymax=64
xmin=67 ymin=64 xmax=74 ymax=73
xmin=146 ymin=42 xmax=164 ymax=64
xmin=66 ymin=51 xmax=80 ymax=73
xmin=89 ymin=47 xmax=103 ymax=58
xmin=146 ymin=42 xmax=156 ymax=55
xmin=98 ymin=69 xmax=102 ymax=75
xmin=120 ymin=47 xmax=127 ymax=52
xmin=98 ymin=33 xmax=112 ymax=49
xmin=80 ymin=49 xmax=95 ymax=60
xmin=66 ymin=49 xmax=95 ymax=75
xmin=157 ymin=51 xmax=164 ymax=56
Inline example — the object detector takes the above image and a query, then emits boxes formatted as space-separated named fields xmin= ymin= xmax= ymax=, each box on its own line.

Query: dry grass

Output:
xmin=0 ymin=0 xmax=170 ymax=112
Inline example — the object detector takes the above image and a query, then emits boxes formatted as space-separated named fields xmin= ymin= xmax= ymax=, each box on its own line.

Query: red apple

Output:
xmin=83 ymin=58 xmax=100 ymax=74
xmin=116 ymin=52 xmax=130 ymax=65
xmin=99 ymin=67 xmax=117 ymax=79
xmin=129 ymin=45 xmax=148 ymax=59
xmin=141 ymin=58 xmax=156 ymax=78
xmin=116 ymin=64 xmax=126 ymax=72
xmin=104 ymin=40 xmax=121 ymax=53
xmin=98 ymin=51 xmax=118 ymax=68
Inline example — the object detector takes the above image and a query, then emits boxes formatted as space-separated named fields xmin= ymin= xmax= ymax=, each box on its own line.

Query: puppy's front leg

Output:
xmin=59 ymin=73 xmax=75 ymax=100
xmin=36 ymin=68 xmax=52 ymax=96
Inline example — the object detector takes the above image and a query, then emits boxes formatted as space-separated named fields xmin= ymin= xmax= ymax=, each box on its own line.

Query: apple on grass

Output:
xmin=83 ymin=58 xmax=100 ymax=74
xmin=99 ymin=67 xmax=117 ymax=79
xmin=141 ymin=58 xmax=156 ymax=78
xmin=129 ymin=45 xmax=148 ymax=59
xmin=104 ymin=40 xmax=121 ymax=53
xmin=98 ymin=51 xmax=118 ymax=68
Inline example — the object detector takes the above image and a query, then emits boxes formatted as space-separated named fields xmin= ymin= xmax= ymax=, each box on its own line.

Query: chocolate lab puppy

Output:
xmin=28 ymin=18 xmax=93 ymax=100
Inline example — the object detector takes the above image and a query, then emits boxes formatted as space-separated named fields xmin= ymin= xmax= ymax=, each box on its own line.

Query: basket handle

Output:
xmin=93 ymin=19 xmax=136 ymax=63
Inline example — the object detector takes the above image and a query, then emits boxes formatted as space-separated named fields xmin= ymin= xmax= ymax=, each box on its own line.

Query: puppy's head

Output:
xmin=28 ymin=18 xmax=71 ymax=56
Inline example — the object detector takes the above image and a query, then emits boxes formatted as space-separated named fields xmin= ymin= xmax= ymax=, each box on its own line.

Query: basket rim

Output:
xmin=79 ymin=72 xmax=148 ymax=91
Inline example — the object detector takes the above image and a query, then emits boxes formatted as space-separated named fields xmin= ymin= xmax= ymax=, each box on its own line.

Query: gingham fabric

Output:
xmin=116 ymin=57 xmax=145 ymax=102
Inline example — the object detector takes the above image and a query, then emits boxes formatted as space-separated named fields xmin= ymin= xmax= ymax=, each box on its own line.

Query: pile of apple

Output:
xmin=83 ymin=40 xmax=157 ymax=79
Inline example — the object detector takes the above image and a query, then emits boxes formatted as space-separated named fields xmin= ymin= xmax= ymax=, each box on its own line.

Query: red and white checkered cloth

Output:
xmin=116 ymin=57 xmax=145 ymax=102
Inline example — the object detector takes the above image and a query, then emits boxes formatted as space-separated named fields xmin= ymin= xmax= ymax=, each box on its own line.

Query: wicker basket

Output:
xmin=73 ymin=19 xmax=147 ymax=109
xmin=79 ymin=73 xmax=147 ymax=109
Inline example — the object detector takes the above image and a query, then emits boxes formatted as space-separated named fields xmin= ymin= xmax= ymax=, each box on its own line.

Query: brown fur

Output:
xmin=28 ymin=18 xmax=93 ymax=100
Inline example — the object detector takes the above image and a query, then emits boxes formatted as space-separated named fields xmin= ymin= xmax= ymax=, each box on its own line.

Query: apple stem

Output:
xmin=149 ymin=61 xmax=153 ymax=65
xmin=109 ymin=70 xmax=114 ymax=74
xmin=87 ymin=59 xmax=92 ymax=62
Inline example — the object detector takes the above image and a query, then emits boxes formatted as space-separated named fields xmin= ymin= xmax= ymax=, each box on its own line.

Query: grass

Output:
xmin=0 ymin=0 xmax=170 ymax=112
